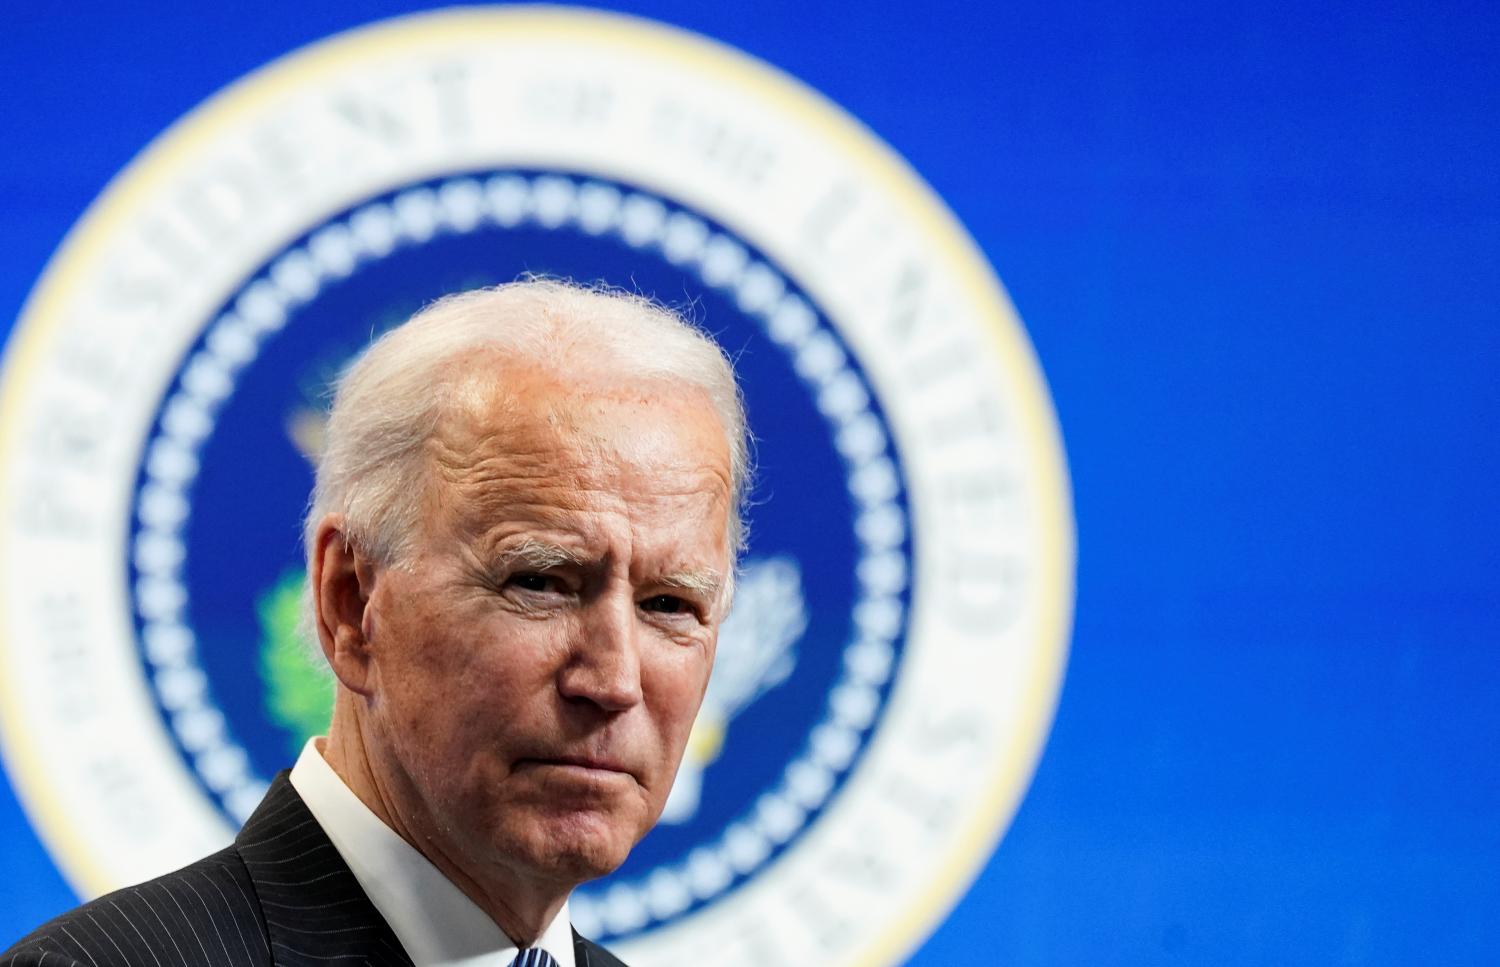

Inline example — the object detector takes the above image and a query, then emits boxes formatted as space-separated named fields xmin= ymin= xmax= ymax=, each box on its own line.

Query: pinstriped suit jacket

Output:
xmin=1 ymin=773 xmax=626 ymax=967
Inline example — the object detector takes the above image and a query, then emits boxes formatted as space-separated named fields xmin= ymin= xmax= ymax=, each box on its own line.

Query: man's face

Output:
xmin=358 ymin=367 xmax=732 ymax=888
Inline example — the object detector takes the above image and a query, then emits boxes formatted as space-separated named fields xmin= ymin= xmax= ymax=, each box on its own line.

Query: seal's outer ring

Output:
xmin=0 ymin=9 xmax=1074 ymax=966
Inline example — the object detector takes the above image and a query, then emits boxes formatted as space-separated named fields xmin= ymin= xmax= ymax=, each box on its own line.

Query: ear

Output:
xmin=310 ymin=513 xmax=382 ymax=696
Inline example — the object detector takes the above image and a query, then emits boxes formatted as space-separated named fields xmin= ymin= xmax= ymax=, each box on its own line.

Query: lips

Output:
xmin=550 ymin=754 xmax=631 ymax=773
xmin=518 ymin=753 xmax=636 ymax=781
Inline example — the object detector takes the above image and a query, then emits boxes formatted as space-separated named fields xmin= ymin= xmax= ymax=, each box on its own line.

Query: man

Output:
xmin=3 ymin=281 xmax=749 ymax=967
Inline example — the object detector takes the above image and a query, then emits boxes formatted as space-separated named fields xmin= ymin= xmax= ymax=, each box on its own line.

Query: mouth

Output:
xmin=518 ymin=755 xmax=636 ymax=781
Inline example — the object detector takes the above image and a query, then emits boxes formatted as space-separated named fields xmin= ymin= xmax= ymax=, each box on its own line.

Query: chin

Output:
xmin=508 ymin=808 xmax=641 ymax=882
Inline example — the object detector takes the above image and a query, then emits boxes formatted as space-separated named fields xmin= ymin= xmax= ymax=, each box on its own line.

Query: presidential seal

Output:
xmin=0 ymin=9 xmax=1073 ymax=965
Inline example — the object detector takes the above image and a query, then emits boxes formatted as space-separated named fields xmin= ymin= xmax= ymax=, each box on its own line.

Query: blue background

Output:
xmin=3 ymin=2 xmax=1497 ymax=963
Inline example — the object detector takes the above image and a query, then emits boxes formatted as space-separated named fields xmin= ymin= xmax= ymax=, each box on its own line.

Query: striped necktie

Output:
xmin=510 ymin=949 xmax=560 ymax=967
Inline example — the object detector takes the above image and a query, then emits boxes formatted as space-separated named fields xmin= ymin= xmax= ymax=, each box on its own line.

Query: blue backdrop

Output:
xmin=3 ymin=2 xmax=1497 ymax=963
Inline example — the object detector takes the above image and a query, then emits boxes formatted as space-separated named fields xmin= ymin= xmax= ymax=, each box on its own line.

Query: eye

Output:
xmin=508 ymin=573 xmax=558 ymax=593
xmin=640 ymin=594 xmax=690 ymax=615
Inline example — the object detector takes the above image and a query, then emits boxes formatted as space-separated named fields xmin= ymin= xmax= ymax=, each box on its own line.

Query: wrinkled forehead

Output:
xmin=437 ymin=359 xmax=726 ymax=458
xmin=421 ymin=360 xmax=734 ymax=533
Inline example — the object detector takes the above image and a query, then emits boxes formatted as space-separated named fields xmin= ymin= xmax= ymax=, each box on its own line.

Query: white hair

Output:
xmin=304 ymin=279 xmax=750 ymax=571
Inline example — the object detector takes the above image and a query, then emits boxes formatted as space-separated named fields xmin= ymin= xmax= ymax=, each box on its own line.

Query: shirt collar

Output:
xmin=290 ymin=738 xmax=577 ymax=967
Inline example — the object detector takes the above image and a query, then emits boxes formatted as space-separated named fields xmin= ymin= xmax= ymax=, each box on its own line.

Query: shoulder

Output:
xmin=574 ymin=930 xmax=630 ymax=967
xmin=1 ymin=845 xmax=269 ymax=967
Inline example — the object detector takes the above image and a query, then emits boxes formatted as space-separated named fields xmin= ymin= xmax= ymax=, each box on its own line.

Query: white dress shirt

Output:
xmin=290 ymin=738 xmax=577 ymax=967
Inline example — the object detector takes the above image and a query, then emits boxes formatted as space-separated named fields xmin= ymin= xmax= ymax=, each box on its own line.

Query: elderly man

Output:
xmin=2 ymin=281 xmax=748 ymax=967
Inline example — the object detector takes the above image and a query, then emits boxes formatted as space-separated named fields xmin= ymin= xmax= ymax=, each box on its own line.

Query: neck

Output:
xmin=322 ymin=691 xmax=571 ymax=945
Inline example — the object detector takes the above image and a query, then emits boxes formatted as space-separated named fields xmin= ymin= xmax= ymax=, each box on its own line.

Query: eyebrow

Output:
xmin=657 ymin=569 xmax=726 ymax=599
xmin=495 ymin=539 xmax=725 ymax=601
xmin=495 ymin=538 xmax=588 ymax=571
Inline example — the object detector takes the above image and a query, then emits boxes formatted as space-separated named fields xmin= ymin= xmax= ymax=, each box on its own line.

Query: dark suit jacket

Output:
xmin=1 ymin=773 xmax=626 ymax=967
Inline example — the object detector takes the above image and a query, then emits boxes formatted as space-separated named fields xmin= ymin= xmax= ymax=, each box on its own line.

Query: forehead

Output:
xmin=424 ymin=362 xmax=732 ymax=538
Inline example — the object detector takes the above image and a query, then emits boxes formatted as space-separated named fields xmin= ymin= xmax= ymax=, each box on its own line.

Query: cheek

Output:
xmin=643 ymin=647 xmax=712 ymax=741
xmin=372 ymin=612 xmax=484 ymax=742
xmin=383 ymin=615 xmax=570 ymax=734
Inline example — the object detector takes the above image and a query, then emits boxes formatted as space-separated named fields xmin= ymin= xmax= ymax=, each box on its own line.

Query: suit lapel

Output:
xmin=236 ymin=772 xmax=415 ymax=967
xmin=235 ymin=773 xmax=626 ymax=967
xmin=573 ymin=928 xmax=628 ymax=967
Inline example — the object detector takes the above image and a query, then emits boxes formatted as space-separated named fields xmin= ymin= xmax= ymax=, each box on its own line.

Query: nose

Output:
xmin=557 ymin=594 xmax=644 ymax=712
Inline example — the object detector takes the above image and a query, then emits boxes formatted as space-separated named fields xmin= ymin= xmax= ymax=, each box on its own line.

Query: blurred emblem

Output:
xmin=0 ymin=10 xmax=1073 ymax=965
